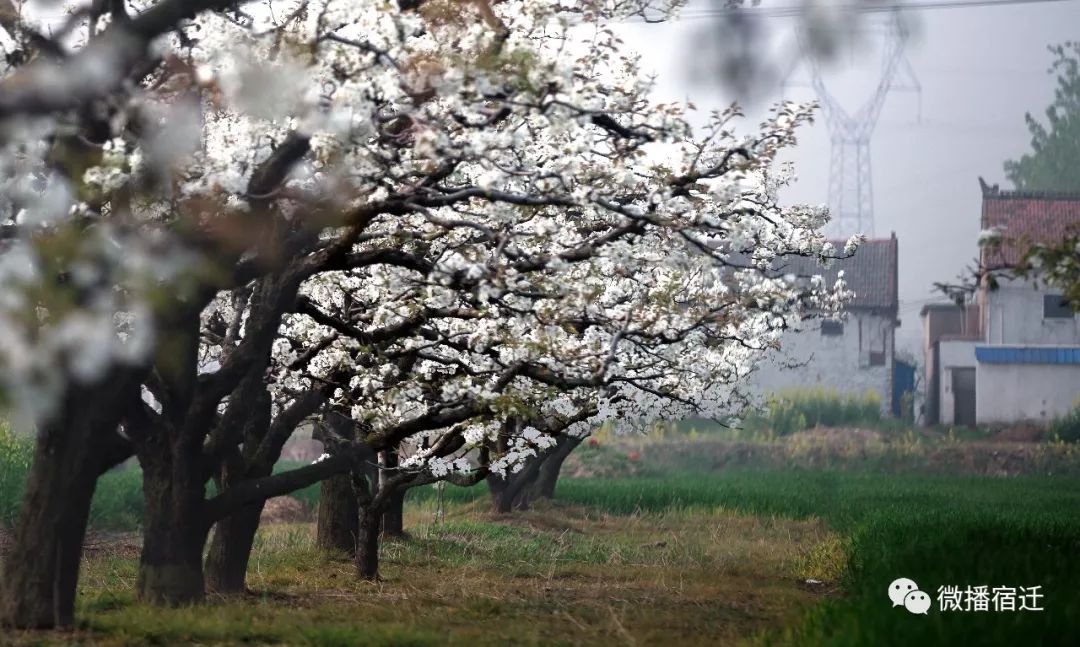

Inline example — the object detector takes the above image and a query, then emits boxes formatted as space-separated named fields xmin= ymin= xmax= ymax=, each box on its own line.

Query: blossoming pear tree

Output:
xmin=0 ymin=0 xmax=853 ymax=626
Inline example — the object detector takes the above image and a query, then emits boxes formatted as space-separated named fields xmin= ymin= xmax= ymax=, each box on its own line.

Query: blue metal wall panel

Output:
xmin=892 ymin=360 xmax=916 ymax=418
xmin=975 ymin=346 xmax=1080 ymax=365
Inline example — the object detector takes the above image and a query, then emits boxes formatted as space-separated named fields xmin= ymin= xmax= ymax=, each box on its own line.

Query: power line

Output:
xmin=781 ymin=14 xmax=920 ymax=238
xmin=650 ymin=0 xmax=1073 ymax=21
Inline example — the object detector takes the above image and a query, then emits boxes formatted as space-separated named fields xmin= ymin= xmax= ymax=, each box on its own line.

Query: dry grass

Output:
xmin=10 ymin=501 xmax=842 ymax=646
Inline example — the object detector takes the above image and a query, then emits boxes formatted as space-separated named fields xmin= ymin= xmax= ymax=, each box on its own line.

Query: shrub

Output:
xmin=743 ymin=387 xmax=886 ymax=436
xmin=0 ymin=422 xmax=145 ymax=530
xmin=1049 ymin=401 xmax=1080 ymax=443
xmin=90 ymin=466 xmax=145 ymax=530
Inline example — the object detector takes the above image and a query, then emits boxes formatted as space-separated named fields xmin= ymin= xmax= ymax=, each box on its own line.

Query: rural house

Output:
xmin=750 ymin=234 xmax=914 ymax=416
xmin=924 ymin=182 xmax=1080 ymax=427
xmin=920 ymin=302 xmax=981 ymax=426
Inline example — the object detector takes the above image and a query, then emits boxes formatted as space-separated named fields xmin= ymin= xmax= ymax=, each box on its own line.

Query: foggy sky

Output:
xmin=616 ymin=0 xmax=1080 ymax=355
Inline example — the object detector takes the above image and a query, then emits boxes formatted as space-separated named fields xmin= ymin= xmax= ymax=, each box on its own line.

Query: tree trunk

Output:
xmin=204 ymin=501 xmax=264 ymax=595
xmin=486 ymin=462 xmax=540 ymax=514
xmin=137 ymin=453 xmax=210 ymax=605
xmin=0 ymin=448 xmax=98 ymax=628
xmin=514 ymin=483 xmax=533 ymax=512
xmin=533 ymin=436 xmax=582 ymax=500
xmin=487 ymin=474 xmax=513 ymax=514
xmin=380 ymin=450 xmax=406 ymax=538
xmin=314 ymin=412 xmax=365 ymax=553
xmin=381 ymin=491 xmax=406 ymax=538
xmin=486 ymin=417 xmax=541 ymax=514
xmin=317 ymin=472 xmax=359 ymax=553
xmin=204 ymin=433 xmax=274 ymax=596
xmin=355 ymin=506 xmax=381 ymax=580
xmin=0 ymin=378 xmax=138 ymax=629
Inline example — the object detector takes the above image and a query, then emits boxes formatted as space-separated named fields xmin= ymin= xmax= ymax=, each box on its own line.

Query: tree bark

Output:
xmin=0 ymin=449 xmax=98 ymax=628
xmin=533 ymin=436 xmax=582 ymax=500
xmin=380 ymin=449 xmax=406 ymax=538
xmin=486 ymin=418 xmax=537 ymax=514
xmin=137 ymin=450 xmax=210 ymax=605
xmin=0 ymin=376 xmax=139 ymax=629
xmin=486 ymin=461 xmax=541 ymax=514
xmin=381 ymin=490 xmax=406 ymax=538
xmin=317 ymin=472 xmax=359 ymax=553
xmin=313 ymin=413 xmax=366 ymax=553
xmin=204 ymin=500 xmax=264 ymax=595
xmin=486 ymin=473 xmax=511 ymax=514
xmin=355 ymin=506 xmax=381 ymax=580
xmin=352 ymin=460 xmax=390 ymax=581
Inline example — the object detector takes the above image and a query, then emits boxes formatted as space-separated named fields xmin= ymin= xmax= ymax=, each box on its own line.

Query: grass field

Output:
xmin=14 ymin=501 xmax=836 ymax=646
xmin=408 ymin=469 xmax=1080 ymax=645
xmin=555 ymin=472 xmax=1080 ymax=646
xmin=3 ymin=426 xmax=1080 ymax=645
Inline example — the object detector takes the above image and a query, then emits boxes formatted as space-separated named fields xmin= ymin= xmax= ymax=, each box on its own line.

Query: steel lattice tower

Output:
xmin=788 ymin=16 xmax=921 ymax=238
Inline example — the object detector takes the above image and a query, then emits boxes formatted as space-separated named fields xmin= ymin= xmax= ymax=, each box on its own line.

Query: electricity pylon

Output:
xmin=786 ymin=15 xmax=921 ymax=238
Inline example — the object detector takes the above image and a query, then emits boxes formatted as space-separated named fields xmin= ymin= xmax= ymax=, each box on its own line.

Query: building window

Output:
xmin=869 ymin=351 xmax=886 ymax=366
xmin=1043 ymin=294 xmax=1074 ymax=319
xmin=821 ymin=319 xmax=844 ymax=336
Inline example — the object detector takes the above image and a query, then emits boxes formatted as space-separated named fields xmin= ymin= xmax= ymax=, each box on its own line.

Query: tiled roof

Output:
xmin=771 ymin=236 xmax=899 ymax=312
xmin=980 ymin=182 xmax=1080 ymax=267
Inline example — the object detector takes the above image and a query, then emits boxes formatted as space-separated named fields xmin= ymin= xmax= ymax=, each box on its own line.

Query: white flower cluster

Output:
xmin=0 ymin=0 xmax=852 ymax=481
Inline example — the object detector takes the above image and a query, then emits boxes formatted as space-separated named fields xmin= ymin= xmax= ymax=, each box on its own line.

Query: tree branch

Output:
xmin=203 ymin=452 xmax=353 ymax=523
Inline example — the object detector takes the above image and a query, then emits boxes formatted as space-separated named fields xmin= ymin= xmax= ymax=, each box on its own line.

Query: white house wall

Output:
xmin=984 ymin=277 xmax=1080 ymax=345
xmin=937 ymin=340 xmax=977 ymax=426
xmin=976 ymin=363 xmax=1080 ymax=424
xmin=974 ymin=277 xmax=1080 ymax=425
xmin=749 ymin=312 xmax=895 ymax=412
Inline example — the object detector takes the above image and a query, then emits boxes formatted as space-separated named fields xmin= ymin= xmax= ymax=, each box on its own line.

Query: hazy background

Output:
xmin=616 ymin=0 xmax=1080 ymax=354
xmin=21 ymin=0 xmax=1077 ymax=355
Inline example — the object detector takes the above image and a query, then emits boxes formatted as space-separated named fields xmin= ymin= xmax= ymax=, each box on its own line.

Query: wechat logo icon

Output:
xmin=889 ymin=578 xmax=931 ymax=615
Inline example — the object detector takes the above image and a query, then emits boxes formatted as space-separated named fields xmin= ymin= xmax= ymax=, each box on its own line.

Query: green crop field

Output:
xmin=405 ymin=470 xmax=1080 ymax=646
xmin=551 ymin=471 xmax=1080 ymax=646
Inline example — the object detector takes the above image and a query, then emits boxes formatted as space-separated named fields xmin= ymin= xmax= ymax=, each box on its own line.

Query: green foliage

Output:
xmin=990 ymin=41 xmax=1080 ymax=307
xmin=89 ymin=465 xmax=145 ymax=531
xmin=1004 ymin=42 xmax=1080 ymax=192
xmin=0 ymin=422 xmax=32 ymax=526
xmin=742 ymin=387 xmax=891 ymax=436
xmin=1016 ymin=235 xmax=1080 ymax=309
xmin=0 ymin=426 xmax=144 ymax=530
xmin=1049 ymin=400 xmax=1080 ymax=443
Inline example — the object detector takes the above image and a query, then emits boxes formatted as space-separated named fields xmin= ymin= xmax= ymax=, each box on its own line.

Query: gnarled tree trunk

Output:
xmin=204 ymin=500 xmax=264 ymax=595
xmin=533 ymin=436 xmax=582 ymax=500
xmin=0 ymin=447 xmax=98 ymax=628
xmin=355 ymin=505 xmax=382 ymax=580
xmin=204 ymin=384 xmax=273 ymax=596
xmin=137 ymin=448 xmax=210 ymax=605
xmin=486 ymin=417 xmax=539 ymax=514
xmin=486 ymin=459 xmax=541 ymax=514
xmin=314 ymin=413 xmax=369 ymax=553
xmin=317 ymin=472 xmax=359 ymax=553
xmin=0 ymin=376 xmax=139 ymax=629
xmin=381 ymin=490 xmax=406 ymax=538
xmin=380 ymin=449 xmax=406 ymax=538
